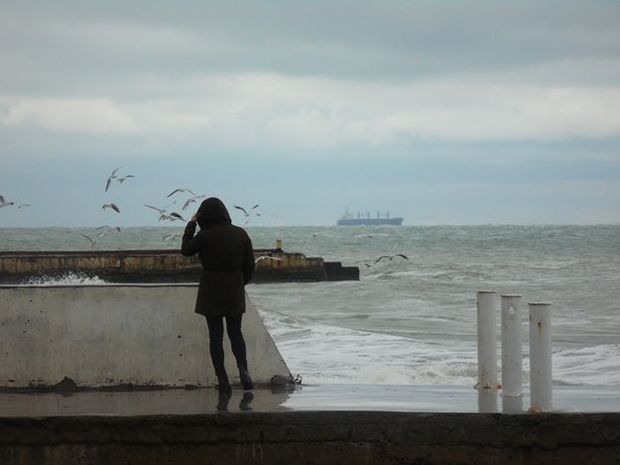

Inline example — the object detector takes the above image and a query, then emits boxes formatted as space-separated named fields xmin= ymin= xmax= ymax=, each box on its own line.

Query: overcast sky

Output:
xmin=1 ymin=0 xmax=619 ymax=227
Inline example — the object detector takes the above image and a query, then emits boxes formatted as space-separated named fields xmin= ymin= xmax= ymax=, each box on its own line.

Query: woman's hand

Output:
xmin=191 ymin=212 xmax=200 ymax=222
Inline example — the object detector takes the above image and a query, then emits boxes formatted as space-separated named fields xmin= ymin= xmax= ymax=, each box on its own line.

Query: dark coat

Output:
xmin=181 ymin=198 xmax=255 ymax=316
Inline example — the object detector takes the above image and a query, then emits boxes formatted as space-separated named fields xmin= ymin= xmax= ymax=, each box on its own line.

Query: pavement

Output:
xmin=2 ymin=384 xmax=619 ymax=417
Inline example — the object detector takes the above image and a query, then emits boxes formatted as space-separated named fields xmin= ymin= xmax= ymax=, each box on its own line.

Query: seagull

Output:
xmin=234 ymin=204 xmax=260 ymax=217
xmin=374 ymin=253 xmax=409 ymax=264
xmin=105 ymin=168 xmax=120 ymax=192
xmin=167 ymin=188 xmax=196 ymax=198
xmin=162 ymin=233 xmax=182 ymax=241
xmin=158 ymin=212 xmax=186 ymax=222
xmin=0 ymin=195 xmax=15 ymax=208
xmin=101 ymin=203 xmax=120 ymax=213
xmin=144 ymin=204 xmax=168 ymax=215
xmin=17 ymin=203 xmax=31 ymax=209
xmin=80 ymin=233 xmax=98 ymax=246
xmin=96 ymin=225 xmax=121 ymax=233
xmin=364 ymin=244 xmax=408 ymax=268
xmin=234 ymin=204 xmax=260 ymax=224
xmin=169 ymin=212 xmax=186 ymax=222
xmin=255 ymin=255 xmax=284 ymax=264
xmin=182 ymin=194 xmax=207 ymax=210
xmin=116 ymin=175 xmax=135 ymax=184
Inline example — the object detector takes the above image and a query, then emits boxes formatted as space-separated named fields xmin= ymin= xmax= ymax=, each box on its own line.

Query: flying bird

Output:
xmin=144 ymin=204 xmax=168 ymax=214
xmin=182 ymin=194 xmax=207 ymax=210
xmin=163 ymin=233 xmax=182 ymax=241
xmin=234 ymin=204 xmax=260 ymax=217
xmin=80 ymin=233 xmax=98 ymax=246
xmin=169 ymin=212 xmax=186 ymax=222
xmin=167 ymin=188 xmax=196 ymax=198
xmin=96 ymin=225 xmax=121 ymax=233
xmin=145 ymin=204 xmax=185 ymax=222
xmin=105 ymin=168 xmax=120 ymax=192
xmin=157 ymin=212 xmax=185 ymax=222
xmin=364 ymin=244 xmax=408 ymax=268
xmin=374 ymin=253 xmax=409 ymax=264
xmin=116 ymin=175 xmax=134 ymax=184
xmin=234 ymin=204 xmax=261 ymax=224
xmin=17 ymin=203 xmax=31 ymax=209
xmin=0 ymin=195 xmax=15 ymax=208
xmin=102 ymin=203 xmax=120 ymax=213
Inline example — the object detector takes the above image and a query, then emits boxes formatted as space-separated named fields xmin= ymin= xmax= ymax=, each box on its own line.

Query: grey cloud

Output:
xmin=2 ymin=0 xmax=619 ymax=99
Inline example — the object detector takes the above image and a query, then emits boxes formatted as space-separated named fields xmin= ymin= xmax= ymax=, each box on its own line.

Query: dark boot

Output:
xmin=217 ymin=390 xmax=232 ymax=411
xmin=239 ymin=366 xmax=254 ymax=390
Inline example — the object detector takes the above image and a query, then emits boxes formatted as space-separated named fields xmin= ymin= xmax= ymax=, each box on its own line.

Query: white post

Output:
xmin=502 ymin=395 xmax=523 ymax=414
xmin=477 ymin=388 xmax=498 ymax=413
xmin=476 ymin=291 xmax=499 ymax=389
xmin=529 ymin=303 xmax=552 ymax=412
xmin=501 ymin=295 xmax=523 ymax=397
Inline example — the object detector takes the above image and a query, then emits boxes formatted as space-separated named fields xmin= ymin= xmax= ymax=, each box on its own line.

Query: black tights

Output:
xmin=205 ymin=315 xmax=247 ymax=377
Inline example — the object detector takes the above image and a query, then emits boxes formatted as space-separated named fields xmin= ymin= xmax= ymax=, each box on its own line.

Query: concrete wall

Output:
xmin=0 ymin=250 xmax=348 ymax=284
xmin=0 ymin=285 xmax=290 ymax=388
xmin=1 ymin=412 xmax=619 ymax=465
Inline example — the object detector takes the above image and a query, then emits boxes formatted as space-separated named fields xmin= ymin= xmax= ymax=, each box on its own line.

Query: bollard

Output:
xmin=476 ymin=291 xmax=499 ymax=389
xmin=529 ymin=303 xmax=553 ymax=412
xmin=502 ymin=395 xmax=523 ymax=414
xmin=477 ymin=388 xmax=498 ymax=413
xmin=501 ymin=295 xmax=523 ymax=397
xmin=275 ymin=239 xmax=283 ymax=250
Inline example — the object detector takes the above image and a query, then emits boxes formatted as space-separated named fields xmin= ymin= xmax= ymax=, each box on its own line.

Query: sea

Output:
xmin=1 ymin=225 xmax=619 ymax=388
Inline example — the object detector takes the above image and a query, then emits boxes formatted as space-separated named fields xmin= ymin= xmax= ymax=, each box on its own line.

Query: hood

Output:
xmin=196 ymin=197 xmax=232 ymax=228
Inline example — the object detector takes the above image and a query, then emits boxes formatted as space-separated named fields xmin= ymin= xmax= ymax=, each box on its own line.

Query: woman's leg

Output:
xmin=205 ymin=315 xmax=230 ymax=391
xmin=225 ymin=314 xmax=253 ymax=390
xmin=225 ymin=314 xmax=247 ymax=368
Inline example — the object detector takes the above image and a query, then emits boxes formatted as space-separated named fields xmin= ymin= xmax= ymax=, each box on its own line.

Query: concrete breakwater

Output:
xmin=0 ymin=249 xmax=359 ymax=284
xmin=1 ymin=411 xmax=619 ymax=465
xmin=0 ymin=284 xmax=291 ymax=389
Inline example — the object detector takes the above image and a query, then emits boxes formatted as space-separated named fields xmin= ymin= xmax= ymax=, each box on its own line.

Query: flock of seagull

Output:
xmin=3 ymin=167 xmax=409 ymax=268
xmin=90 ymin=168 xmax=263 ymax=245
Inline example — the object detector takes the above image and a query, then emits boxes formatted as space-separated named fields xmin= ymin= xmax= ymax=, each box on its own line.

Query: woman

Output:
xmin=181 ymin=197 xmax=255 ymax=392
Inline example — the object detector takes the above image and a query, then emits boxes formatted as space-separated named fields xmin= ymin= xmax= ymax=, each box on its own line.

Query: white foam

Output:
xmin=551 ymin=344 xmax=620 ymax=387
xmin=26 ymin=272 xmax=108 ymax=286
xmin=260 ymin=309 xmax=478 ymax=385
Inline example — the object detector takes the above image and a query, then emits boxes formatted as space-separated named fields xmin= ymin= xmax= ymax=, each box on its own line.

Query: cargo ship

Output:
xmin=337 ymin=209 xmax=404 ymax=226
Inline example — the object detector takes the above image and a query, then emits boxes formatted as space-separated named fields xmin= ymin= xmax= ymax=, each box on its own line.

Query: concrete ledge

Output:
xmin=1 ymin=411 xmax=619 ymax=465
xmin=0 ymin=249 xmax=359 ymax=283
xmin=0 ymin=285 xmax=290 ymax=388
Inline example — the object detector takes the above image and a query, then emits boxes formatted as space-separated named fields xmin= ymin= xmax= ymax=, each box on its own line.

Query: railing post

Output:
xmin=476 ymin=291 xmax=499 ymax=390
xmin=529 ymin=302 xmax=553 ymax=412
xmin=501 ymin=295 xmax=523 ymax=398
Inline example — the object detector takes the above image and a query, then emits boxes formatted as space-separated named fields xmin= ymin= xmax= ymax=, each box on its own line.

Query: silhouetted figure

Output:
xmin=182 ymin=197 xmax=255 ymax=393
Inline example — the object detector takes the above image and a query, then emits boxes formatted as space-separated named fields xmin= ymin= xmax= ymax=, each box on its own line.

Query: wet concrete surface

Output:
xmin=2 ymin=384 xmax=619 ymax=417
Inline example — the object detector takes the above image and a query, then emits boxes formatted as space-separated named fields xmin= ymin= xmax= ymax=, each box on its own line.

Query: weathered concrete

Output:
xmin=2 ymin=384 xmax=620 ymax=417
xmin=0 ymin=284 xmax=290 ymax=388
xmin=0 ymin=249 xmax=359 ymax=283
xmin=1 ymin=411 xmax=619 ymax=465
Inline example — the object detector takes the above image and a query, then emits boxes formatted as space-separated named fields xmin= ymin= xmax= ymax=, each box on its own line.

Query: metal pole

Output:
xmin=529 ymin=303 xmax=552 ymax=412
xmin=476 ymin=291 xmax=499 ymax=389
xmin=501 ymin=295 xmax=523 ymax=397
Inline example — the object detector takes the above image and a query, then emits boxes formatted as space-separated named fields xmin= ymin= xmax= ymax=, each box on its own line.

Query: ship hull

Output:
xmin=336 ymin=217 xmax=403 ymax=226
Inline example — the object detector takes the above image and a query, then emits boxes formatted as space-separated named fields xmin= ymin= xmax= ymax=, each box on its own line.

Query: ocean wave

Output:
xmin=26 ymin=272 xmax=108 ymax=286
xmin=260 ymin=309 xmax=478 ymax=385
xmin=550 ymin=344 xmax=620 ymax=387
